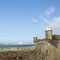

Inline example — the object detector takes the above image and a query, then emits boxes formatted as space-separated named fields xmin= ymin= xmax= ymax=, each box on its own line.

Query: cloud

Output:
xmin=32 ymin=7 xmax=55 ymax=24
xmin=32 ymin=19 xmax=38 ymax=23
xmin=48 ymin=17 xmax=60 ymax=28
xmin=40 ymin=7 xmax=60 ymax=29
xmin=33 ymin=7 xmax=60 ymax=29
xmin=41 ymin=7 xmax=55 ymax=24
xmin=45 ymin=7 xmax=55 ymax=16
xmin=41 ymin=16 xmax=50 ymax=24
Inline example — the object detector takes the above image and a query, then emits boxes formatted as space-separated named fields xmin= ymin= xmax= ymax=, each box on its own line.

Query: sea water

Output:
xmin=0 ymin=44 xmax=35 ymax=49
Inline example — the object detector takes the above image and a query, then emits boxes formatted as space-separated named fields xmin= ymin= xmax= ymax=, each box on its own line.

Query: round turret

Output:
xmin=45 ymin=27 xmax=52 ymax=40
xmin=33 ymin=35 xmax=38 ymax=43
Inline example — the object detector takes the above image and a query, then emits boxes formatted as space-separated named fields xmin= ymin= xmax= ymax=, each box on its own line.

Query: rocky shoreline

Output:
xmin=0 ymin=47 xmax=39 ymax=60
xmin=0 ymin=47 xmax=35 ymax=51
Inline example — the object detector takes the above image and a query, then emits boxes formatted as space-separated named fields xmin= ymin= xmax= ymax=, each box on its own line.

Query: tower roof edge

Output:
xmin=45 ymin=27 xmax=52 ymax=31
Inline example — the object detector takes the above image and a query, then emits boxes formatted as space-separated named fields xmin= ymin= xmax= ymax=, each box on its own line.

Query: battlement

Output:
xmin=52 ymin=35 xmax=60 ymax=40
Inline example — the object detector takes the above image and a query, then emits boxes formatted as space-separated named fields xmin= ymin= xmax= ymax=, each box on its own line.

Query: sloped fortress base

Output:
xmin=34 ymin=40 xmax=60 ymax=60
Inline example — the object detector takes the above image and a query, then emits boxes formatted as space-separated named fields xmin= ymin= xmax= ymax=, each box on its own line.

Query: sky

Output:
xmin=0 ymin=0 xmax=60 ymax=44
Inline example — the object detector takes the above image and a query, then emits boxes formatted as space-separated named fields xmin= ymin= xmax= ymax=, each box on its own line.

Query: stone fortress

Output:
xmin=33 ymin=27 xmax=60 ymax=60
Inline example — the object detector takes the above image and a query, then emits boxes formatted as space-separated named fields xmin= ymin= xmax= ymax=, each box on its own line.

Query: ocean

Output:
xmin=0 ymin=44 xmax=35 ymax=49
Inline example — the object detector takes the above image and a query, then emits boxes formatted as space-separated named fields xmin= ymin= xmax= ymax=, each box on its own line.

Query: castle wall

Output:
xmin=48 ymin=40 xmax=60 ymax=60
xmin=52 ymin=35 xmax=60 ymax=40
xmin=35 ymin=40 xmax=60 ymax=60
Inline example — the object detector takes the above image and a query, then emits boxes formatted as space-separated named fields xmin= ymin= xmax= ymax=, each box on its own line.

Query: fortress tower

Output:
xmin=33 ymin=35 xmax=38 ymax=43
xmin=45 ymin=27 xmax=52 ymax=40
